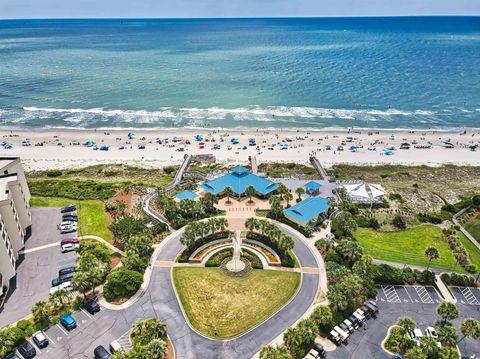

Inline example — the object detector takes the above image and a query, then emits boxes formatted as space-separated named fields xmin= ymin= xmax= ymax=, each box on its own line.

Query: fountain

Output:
xmin=225 ymin=231 xmax=246 ymax=273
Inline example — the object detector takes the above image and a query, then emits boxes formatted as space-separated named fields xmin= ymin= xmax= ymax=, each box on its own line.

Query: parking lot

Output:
xmin=0 ymin=207 xmax=77 ymax=326
xmin=450 ymin=286 xmax=480 ymax=306
xmin=376 ymin=285 xmax=442 ymax=305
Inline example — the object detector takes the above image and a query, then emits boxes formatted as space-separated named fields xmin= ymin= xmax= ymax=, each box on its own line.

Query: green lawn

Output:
xmin=172 ymin=267 xmax=301 ymax=338
xmin=30 ymin=196 xmax=112 ymax=242
xmin=353 ymin=225 xmax=458 ymax=270
xmin=458 ymin=232 xmax=480 ymax=267
xmin=465 ymin=216 xmax=480 ymax=242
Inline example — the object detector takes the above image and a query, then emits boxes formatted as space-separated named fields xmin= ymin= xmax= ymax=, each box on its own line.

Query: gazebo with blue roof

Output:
xmin=283 ymin=197 xmax=329 ymax=226
xmin=304 ymin=181 xmax=322 ymax=196
xmin=201 ymin=165 xmax=279 ymax=198
xmin=174 ymin=190 xmax=199 ymax=202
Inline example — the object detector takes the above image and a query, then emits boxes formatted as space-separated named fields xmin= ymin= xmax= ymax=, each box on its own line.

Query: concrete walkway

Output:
xmin=79 ymin=235 xmax=124 ymax=255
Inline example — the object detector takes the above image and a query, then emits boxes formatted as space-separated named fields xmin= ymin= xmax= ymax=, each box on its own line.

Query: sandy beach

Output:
xmin=1 ymin=128 xmax=479 ymax=171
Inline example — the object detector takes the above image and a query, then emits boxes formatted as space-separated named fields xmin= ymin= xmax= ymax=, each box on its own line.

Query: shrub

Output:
xmin=368 ymin=264 xmax=404 ymax=285
xmin=103 ymin=268 xmax=143 ymax=302
xmin=16 ymin=320 xmax=35 ymax=337
xmin=205 ymin=248 xmax=233 ymax=267
xmin=28 ymin=179 xmax=118 ymax=200
xmin=163 ymin=166 xmax=176 ymax=174
xmin=392 ymin=215 xmax=406 ymax=230
xmin=46 ymin=169 xmax=62 ymax=177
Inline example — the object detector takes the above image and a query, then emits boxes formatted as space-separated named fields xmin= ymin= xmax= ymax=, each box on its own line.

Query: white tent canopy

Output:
xmin=342 ymin=182 xmax=387 ymax=203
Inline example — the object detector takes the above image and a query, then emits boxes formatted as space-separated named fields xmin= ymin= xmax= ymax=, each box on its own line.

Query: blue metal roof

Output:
xmin=175 ymin=190 xmax=198 ymax=201
xmin=304 ymin=181 xmax=321 ymax=190
xmin=283 ymin=197 xmax=329 ymax=224
xmin=201 ymin=168 xmax=278 ymax=195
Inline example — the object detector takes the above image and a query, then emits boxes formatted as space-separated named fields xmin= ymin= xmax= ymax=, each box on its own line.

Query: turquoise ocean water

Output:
xmin=0 ymin=17 xmax=479 ymax=130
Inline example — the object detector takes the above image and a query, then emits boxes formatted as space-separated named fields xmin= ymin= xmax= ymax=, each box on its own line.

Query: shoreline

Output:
xmin=1 ymin=127 xmax=479 ymax=171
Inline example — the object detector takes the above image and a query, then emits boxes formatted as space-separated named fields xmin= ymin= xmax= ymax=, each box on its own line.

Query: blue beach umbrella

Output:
xmin=195 ymin=134 xmax=203 ymax=141
xmin=127 ymin=132 xmax=135 ymax=139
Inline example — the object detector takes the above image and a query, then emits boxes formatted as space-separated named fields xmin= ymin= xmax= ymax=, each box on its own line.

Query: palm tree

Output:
xmin=424 ymin=247 xmax=439 ymax=273
xmin=224 ymin=186 xmax=234 ymax=204
xmin=131 ymin=319 xmax=145 ymax=337
xmin=31 ymin=300 xmax=51 ymax=325
xmin=146 ymin=319 xmax=167 ymax=340
xmin=437 ymin=325 xmax=458 ymax=347
xmin=72 ymin=271 xmax=91 ymax=299
xmin=405 ymin=347 xmax=428 ymax=359
xmin=217 ymin=217 xmax=228 ymax=232
xmin=437 ymin=302 xmax=459 ymax=325
xmin=148 ymin=339 xmax=167 ymax=358
xmin=245 ymin=185 xmax=256 ymax=204
xmin=245 ymin=217 xmax=258 ymax=233
xmin=458 ymin=318 xmax=480 ymax=343
xmin=397 ymin=316 xmax=416 ymax=334
xmin=438 ymin=347 xmax=459 ymax=359
xmin=277 ymin=183 xmax=289 ymax=201
xmin=310 ymin=305 xmax=333 ymax=329
xmin=295 ymin=187 xmax=305 ymax=201
xmin=327 ymin=285 xmax=349 ymax=312
xmin=284 ymin=192 xmax=293 ymax=207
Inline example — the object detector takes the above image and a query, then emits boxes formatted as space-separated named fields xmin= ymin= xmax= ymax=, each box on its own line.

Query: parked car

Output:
xmin=59 ymin=266 xmax=77 ymax=276
xmin=60 ymin=314 xmax=77 ymax=330
xmin=60 ymin=238 xmax=79 ymax=246
xmin=83 ymin=297 xmax=100 ymax=314
xmin=334 ymin=326 xmax=349 ymax=343
xmin=343 ymin=319 xmax=355 ymax=333
xmin=364 ymin=302 xmax=378 ymax=317
xmin=58 ymin=221 xmax=76 ymax=229
xmin=17 ymin=341 xmax=36 ymax=358
xmin=50 ymin=281 xmax=73 ymax=294
xmin=52 ymin=271 xmax=75 ymax=286
xmin=93 ymin=345 xmax=111 ymax=359
xmin=62 ymin=214 xmax=78 ymax=222
xmin=312 ymin=344 xmax=326 ymax=358
xmin=340 ymin=322 xmax=351 ymax=335
xmin=353 ymin=309 xmax=366 ymax=323
xmin=360 ymin=305 xmax=373 ymax=319
xmin=409 ymin=328 xmax=424 ymax=346
xmin=32 ymin=331 xmax=48 ymax=348
xmin=61 ymin=243 xmax=79 ymax=253
xmin=4 ymin=352 xmax=20 ymax=359
xmin=60 ymin=224 xmax=77 ymax=234
xmin=60 ymin=205 xmax=76 ymax=213
xmin=425 ymin=326 xmax=442 ymax=348
xmin=329 ymin=329 xmax=342 ymax=345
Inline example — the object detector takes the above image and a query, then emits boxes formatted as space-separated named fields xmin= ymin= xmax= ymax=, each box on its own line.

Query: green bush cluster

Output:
xmin=443 ymin=226 xmax=472 ymax=270
xmin=368 ymin=264 xmax=435 ymax=286
xmin=440 ymin=272 xmax=476 ymax=287
xmin=417 ymin=212 xmax=443 ymax=224
xmin=0 ymin=320 xmax=36 ymax=357
xmin=103 ymin=267 xmax=143 ymax=302
xmin=29 ymin=179 xmax=119 ymax=200
xmin=205 ymin=248 xmax=233 ymax=267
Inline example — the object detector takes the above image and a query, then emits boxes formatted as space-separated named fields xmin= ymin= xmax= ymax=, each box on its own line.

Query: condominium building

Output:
xmin=0 ymin=157 xmax=31 ymax=296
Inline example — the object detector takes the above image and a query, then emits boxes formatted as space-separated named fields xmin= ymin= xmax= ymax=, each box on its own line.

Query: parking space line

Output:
xmin=80 ymin=308 xmax=93 ymax=319
xmin=460 ymin=287 xmax=480 ymax=305
xmin=414 ymin=286 xmax=433 ymax=304
xmin=43 ymin=331 xmax=56 ymax=345
xmin=382 ymin=285 xmax=401 ymax=303
xmin=56 ymin=324 xmax=69 ymax=336
xmin=30 ymin=339 xmax=42 ymax=354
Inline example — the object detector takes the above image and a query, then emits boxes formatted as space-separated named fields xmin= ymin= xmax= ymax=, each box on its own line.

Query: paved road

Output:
xmin=327 ymin=285 xmax=480 ymax=359
xmin=40 ymin=221 xmax=320 ymax=358
xmin=0 ymin=208 xmax=77 ymax=326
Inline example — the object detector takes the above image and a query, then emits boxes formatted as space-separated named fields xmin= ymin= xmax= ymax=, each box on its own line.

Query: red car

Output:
xmin=60 ymin=237 xmax=79 ymax=246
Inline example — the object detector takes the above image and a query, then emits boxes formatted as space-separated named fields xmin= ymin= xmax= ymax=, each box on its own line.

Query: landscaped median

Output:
xmin=172 ymin=267 xmax=301 ymax=339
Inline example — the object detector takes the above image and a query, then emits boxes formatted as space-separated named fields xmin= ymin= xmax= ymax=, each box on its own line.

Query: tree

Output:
xmin=200 ymin=192 xmax=218 ymax=213
xmin=31 ymin=300 xmax=51 ymax=325
xmin=277 ymin=183 xmax=289 ymax=201
xmin=148 ymin=339 xmax=167 ymax=359
xmin=437 ymin=302 xmax=459 ymax=324
xmin=122 ymin=250 xmax=149 ymax=272
xmin=405 ymin=346 xmax=428 ymax=359
xmin=310 ymin=306 xmax=333 ymax=331
xmin=392 ymin=215 xmax=407 ymax=230
xmin=284 ymin=192 xmax=293 ymax=207
xmin=224 ymin=186 xmax=234 ymax=204
xmin=269 ymin=196 xmax=283 ymax=220
xmin=48 ymin=289 xmax=69 ymax=311
xmin=458 ymin=318 xmax=480 ymax=343
xmin=71 ymin=271 xmax=91 ymax=298
xmin=303 ymin=225 xmax=314 ymax=238
xmin=295 ymin=187 xmax=304 ymax=201
xmin=259 ymin=345 xmax=292 ymax=359
xmin=437 ymin=325 xmax=458 ymax=347
xmin=126 ymin=233 xmax=153 ymax=258
xmin=327 ymin=284 xmax=350 ymax=312
xmin=331 ymin=212 xmax=357 ymax=238
xmin=336 ymin=239 xmax=364 ymax=264
xmin=398 ymin=316 xmax=416 ymax=333
xmin=245 ymin=185 xmax=256 ymax=204
xmin=439 ymin=347 xmax=459 ymax=359
xmin=245 ymin=217 xmax=258 ymax=233
xmin=103 ymin=268 xmax=143 ymax=302
xmin=109 ymin=214 xmax=146 ymax=244
xmin=424 ymin=247 xmax=439 ymax=273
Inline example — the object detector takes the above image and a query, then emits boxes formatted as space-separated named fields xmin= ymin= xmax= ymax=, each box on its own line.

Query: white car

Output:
xmin=58 ymin=221 xmax=76 ymax=228
xmin=61 ymin=243 xmax=79 ymax=253
xmin=50 ymin=281 xmax=73 ymax=294
xmin=409 ymin=328 xmax=424 ymax=346
xmin=425 ymin=326 xmax=442 ymax=348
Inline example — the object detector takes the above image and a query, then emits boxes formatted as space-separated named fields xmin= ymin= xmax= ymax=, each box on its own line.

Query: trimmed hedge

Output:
xmin=246 ymin=232 xmax=295 ymax=267
xmin=178 ymin=231 xmax=231 ymax=262
xmin=440 ymin=272 xmax=476 ymax=287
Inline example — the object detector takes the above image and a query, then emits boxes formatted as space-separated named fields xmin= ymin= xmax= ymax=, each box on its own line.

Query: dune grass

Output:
xmin=353 ymin=225 xmax=458 ymax=270
xmin=465 ymin=216 xmax=480 ymax=242
xmin=30 ymin=196 xmax=112 ymax=242
xmin=172 ymin=267 xmax=300 ymax=338
xmin=458 ymin=232 xmax=480 ymax=267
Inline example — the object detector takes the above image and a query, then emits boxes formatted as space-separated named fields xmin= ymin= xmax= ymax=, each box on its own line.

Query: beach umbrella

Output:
xmin=195 ymin=134 xmax=203 ymax=141
xmin=100 ymin=145 xmax=109 ymax=151
xmin=350 ymin=145 xmax=358 ymax=151
xmin=128 ymin=132 xmax=135 ymax=139
xmin=231 ymin=138 xmax=239 ymax=144
xmin=84 ymin=140 xmax=95 ymax=147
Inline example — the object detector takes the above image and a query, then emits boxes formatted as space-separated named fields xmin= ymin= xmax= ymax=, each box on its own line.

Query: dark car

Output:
xmin=60 ymin=237 xmax=79 ymax=246
xmin=60 ymin=205 xmax=76 ymax=213
xmin=51 ymin=271 xmax=75 ymax=287
xmin=83 ymin=297 xmax=100 ymax=314
xmin=60 ymin=314 xmax=77 ymax=330
xmin=62 ymin=213 xmax=78 ymax=221
xmin=4 ymin=352 xmax=20 ymax=359
xmin=59 ymin=266 xmax=77 ymax=276
xmin=32 ymin=331 xmax=48 ymax=349
xmin=17 ymin=341 xmax=36 ymax=358
xmin=313 ymin=344 xmax=326 ymax=358
xmin=93 ymin=345 xmax=111 ymax=359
